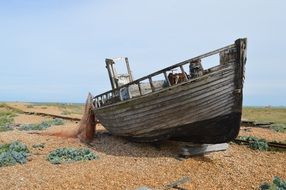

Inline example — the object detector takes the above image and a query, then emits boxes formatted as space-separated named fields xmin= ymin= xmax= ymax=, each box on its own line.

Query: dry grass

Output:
xmin=243 ymin=107 xmax=286 ymax=124
xmin=6 ymin=102 xmax=83 ymax=119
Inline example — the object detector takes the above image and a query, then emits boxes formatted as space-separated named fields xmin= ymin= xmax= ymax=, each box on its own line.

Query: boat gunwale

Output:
xmin=93 ymin=43 xmax=236 ymax=101
xmin=94 ymin=62 xmax=236 ymax=111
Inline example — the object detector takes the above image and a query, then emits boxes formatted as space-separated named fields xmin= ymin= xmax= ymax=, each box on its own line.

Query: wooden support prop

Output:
xmin=180 ymin=143 xmax=229 ymax=157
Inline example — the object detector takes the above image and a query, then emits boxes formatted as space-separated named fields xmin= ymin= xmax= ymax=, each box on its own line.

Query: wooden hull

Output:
xmin=93 ymin=39 xmax=247 ymax=143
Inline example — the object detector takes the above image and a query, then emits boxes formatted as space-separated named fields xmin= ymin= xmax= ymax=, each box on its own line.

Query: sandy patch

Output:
xmin=14 ymin=114 xmax=49 ymax=125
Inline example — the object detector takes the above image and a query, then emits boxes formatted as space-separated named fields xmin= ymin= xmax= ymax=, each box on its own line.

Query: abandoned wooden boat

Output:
xmin=92 ymin=38 xmax=247 ymax=143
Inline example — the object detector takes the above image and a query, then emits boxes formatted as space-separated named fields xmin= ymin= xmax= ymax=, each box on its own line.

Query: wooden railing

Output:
xmin=94 ymin=43 xmax=236 ymax=108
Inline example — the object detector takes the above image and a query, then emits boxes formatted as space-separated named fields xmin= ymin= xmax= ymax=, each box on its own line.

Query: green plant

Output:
xmin=19 ymin=118 xmax=64 ymax=131
xmin=0 ymin=112 xmax=14 ymax=132
xmin=260 ymin=176 xmax=286 ymax=190
xmin=0 ymin=141 xmax=30 ymax=167
xmin=26 ymin=105 xmax=34 ymax=108
xmin=270 ymin=123 xmax=286 ymax=133
xmin=0 ymin=103 xmax=7 ymax=108
xmin=19 ymin=123 xmax=50 ymax=131
xmin=0 ymin=126 xmax=13 ymax=132
xmin=47 ymin=147 xmax=98 ymax=164
xmin=46 ymin=118 xmax=65 ymax=125
xmin=238 ymin=136 xmax=269 ymax=151
xmin=0 ymin=110 xmax=16 ymax=132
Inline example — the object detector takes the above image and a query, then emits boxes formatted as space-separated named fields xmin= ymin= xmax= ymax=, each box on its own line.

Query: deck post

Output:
xmin=180 ymin=65 xmax=188 ymax=81
xmin=105 ymin=59 xmax=118 ymax=90
xmin=138 ymin=83 xmax=142 ymax=95
xmin=148 ymin=77 xmax=155 ymax=92
xmin=101 ymin=95 xmax=105 ymax=104
xmin=164 ymin=71 xmax=171 ymax=86
xmin=125 ymin=57 xmax=134 ymax=82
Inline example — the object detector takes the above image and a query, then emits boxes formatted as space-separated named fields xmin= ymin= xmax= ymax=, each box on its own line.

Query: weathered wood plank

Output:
xmin=180 ymin=143 xmax=229 ymax=156
xmin=96 ymin=63 xmax=235 ymax=111
xmin=165 ymin=176 xmax=191 ymax=190
xmin=118 ymin=97 xmax=234 ymax=135
xmin=97 ymin=77 xmax=236 ymax=130
xmin=101 ymin=94 xmax=235 ymax=135
xmin=97 ymin=68 xmax=235 ymax=116
xmin=99 ymin=81 xmax=235 ymax=122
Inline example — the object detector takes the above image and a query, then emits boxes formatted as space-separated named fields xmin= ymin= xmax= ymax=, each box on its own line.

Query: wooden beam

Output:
xmin=165 ymin=176 xmax=191 ymax=190
xmin=164 ymin=71 xmax=171 ymax=86
xmin=180 ymin=143 xmax=229 ymax=157
xmin=148 ymin=77 xmax=155 ymax=92
xmin=138 ymin=83 xmax=142 ymax=95
xmin=180 ymin=65 xmax=188 ymax=81
xmin=125 ymin=57 xmax=133 ymax=82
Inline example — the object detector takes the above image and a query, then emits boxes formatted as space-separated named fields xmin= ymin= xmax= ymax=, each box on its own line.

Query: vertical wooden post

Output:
xmin=101 ymin=95 xmax=105 ymax=104
xmin=149 ymin=77 xmax=155 ymax=92
xmin=138 ymin=83 xmax=142 ymax=95
xmin=164 ymin=71 xmax=171 ymax=86
xmin=98 ymin=97 xmax=102 ymax=107
xmin=111 ymin=63 xmax=119 ymax=89
xmin=105 ymin=59 xmax=119 ymax=90
xmin=94 ymin=98 xmax=98 ymax=108
xmin=180 ymin=65 xmax=188 ymax=81
xmin=105 ymin=59 xmax=115 ymax=90
xmin=125 ymin=57 xmax=133 ymax=82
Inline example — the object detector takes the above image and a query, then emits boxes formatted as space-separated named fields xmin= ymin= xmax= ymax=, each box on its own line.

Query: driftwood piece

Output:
xmin=77 ymin=93 xmax=97 ymax=143
xmin=164 ymin=176 xmax=191 ymax=190
xmin=135 ymin=176 xmax=190 ymax=190
xmin=135 ymin=187 xmax=153 ymax=190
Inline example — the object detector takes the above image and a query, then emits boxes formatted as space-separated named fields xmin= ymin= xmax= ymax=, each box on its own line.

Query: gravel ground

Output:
xmin=239 ymin=126 xmax=286 ymax=142
xmin=0 ymin=105 xmax=285 ymax=190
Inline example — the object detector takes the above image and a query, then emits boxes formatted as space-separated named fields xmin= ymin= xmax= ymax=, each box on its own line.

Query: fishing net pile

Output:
xmin=29 ymin=93 xmax=97 ymax=143
xmin=77 ymin=93 xmax=97 ymax=143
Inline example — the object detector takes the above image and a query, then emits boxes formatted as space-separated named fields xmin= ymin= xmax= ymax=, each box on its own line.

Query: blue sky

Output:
xmin=0 ymin=0 xmax=285 ymax=105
